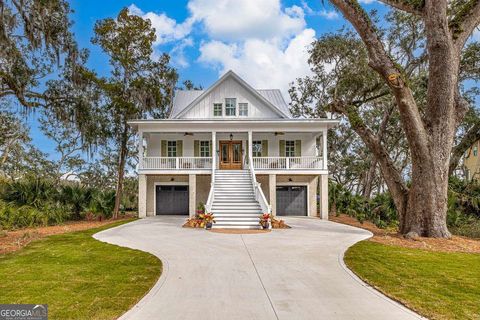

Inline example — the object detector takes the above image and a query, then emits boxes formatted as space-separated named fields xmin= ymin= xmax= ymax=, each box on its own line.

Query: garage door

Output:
xmin=155 ymin=185 xmax=189 ymax=215
xmin=276 ymin=186 xmax=307 ymax=216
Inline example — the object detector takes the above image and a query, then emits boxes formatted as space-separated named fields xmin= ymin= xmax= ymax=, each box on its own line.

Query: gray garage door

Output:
xmin=276 ymin=186 xmax=307 ymax=216
xmin=156 ymin=185 xmax=189 ymax=215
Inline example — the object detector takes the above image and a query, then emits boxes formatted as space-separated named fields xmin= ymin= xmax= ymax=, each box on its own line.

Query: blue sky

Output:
xmin=28 ymin=0 xmax=387 ymax=159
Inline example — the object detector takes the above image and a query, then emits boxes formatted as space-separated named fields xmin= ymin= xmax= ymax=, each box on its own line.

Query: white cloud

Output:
xmin=301 ymin=1 xmax=339 ymax=20
xmin=319 ymin=10 xmax=339 ymax=20
xmin=199 ymin=28 xmax=316 ymax=96
xmin=358 ymin=0 xmax=376 ymax=3
xmin=128 ymin=4 xmax=193 ymax=45
xmin=187 ymin=0 xmax=305 ymax=40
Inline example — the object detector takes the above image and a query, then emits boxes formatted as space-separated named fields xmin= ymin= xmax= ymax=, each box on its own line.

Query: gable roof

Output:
xmin=171 ymin=70 xmax=291 ymax=119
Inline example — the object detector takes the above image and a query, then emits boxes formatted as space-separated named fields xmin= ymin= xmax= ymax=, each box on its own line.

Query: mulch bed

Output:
xmin=330 ymin=214 xmax=480 ymax=254
xmin=0 ymin=217 xmax=132 ymax=255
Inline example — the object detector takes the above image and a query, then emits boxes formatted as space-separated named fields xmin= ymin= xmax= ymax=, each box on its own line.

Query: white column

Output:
xmin=320 ymin=174 xmax=329 ymax=220
xmin=248 ymin=131 xmax=253 ymax=165
xmin=189 ymin=174 xmax=196 ymax=218
xmin=138 ymin=174 xmax=147 ymax=218
xmin=211 ymin=131 xmax=216 ymax=169
xmin=269 ymin=174 xmax=276 ymax=216
xmin=322 ymin=129 xmax=328 ymax=170
xmin=138 ymin=131 xmax=144 ymax=169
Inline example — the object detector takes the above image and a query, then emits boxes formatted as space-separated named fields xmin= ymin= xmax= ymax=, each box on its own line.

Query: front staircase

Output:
xmin=211 ymin=170 xmax=263 ymax=229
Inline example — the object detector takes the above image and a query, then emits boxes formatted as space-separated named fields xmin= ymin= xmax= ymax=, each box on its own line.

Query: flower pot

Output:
xmin=205 ymin=222 xmax=213 ymax=230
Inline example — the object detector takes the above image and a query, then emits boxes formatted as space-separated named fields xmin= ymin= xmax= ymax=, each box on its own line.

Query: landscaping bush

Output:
xmin=0 ymin=177 xmax=117 ymax=229
xmin=329 ymin=178 xmax=480 ymax=238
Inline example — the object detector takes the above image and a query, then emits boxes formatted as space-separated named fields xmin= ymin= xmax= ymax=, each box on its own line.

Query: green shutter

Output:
xmin=279 ymin=140 xmax=285 ymax=157
xmin=262 ymin=140 xmax=268 ymax=157
xmin=161 ymin=140 xmax=167 ymax=157
xmin=295 ymin=140 xmax=302 ymax=157
xmin=194 ymin=140 xmax=199 ymax=157
xmin=209 ymin=140 xmax=213 ymax=157
xmin=177 ymin=140 xmax=183 ymax=157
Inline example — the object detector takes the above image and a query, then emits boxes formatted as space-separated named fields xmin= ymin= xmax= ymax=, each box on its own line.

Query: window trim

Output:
xmin=252 ymin=140 xmax=262 ymax=157
xmin=200 ymin=140 xmax=210 ymax=157
xmin=239 ymin=103 xmax=248 ymax=116
xmin=225 ymin=98 xmax=236 ymax=116
xmin=167 ymin=141 xmax=177 ymax=157
xmin=285 ymin=140 xmax=295 ymax=157
xmin=213 ymin=103 xmax=222 ymax=117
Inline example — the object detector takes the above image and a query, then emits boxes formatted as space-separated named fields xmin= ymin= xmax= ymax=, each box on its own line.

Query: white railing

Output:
xmin=248 ymin=155 xmax=271 ymax=214
xmin=252 ymin=156 xmax=323 ymax=170
xmin=205 ymin=155 xmax=216 ymax=213
xmin=141 ymin=157 xmax=212 ymax=170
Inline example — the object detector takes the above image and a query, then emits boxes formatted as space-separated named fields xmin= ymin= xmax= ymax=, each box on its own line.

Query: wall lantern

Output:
xmin=230 ymin=133 xmax=233 ymax=141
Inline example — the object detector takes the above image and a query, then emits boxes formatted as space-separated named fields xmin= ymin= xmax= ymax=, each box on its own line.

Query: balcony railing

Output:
xmin=252 ymin=156 xmax=324 ymax=170
xmin=141 ymin=157 xmax=212 ymax=170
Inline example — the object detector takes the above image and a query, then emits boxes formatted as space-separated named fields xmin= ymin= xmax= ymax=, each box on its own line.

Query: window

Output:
xmin=239 ymin=103 xmax=248 ymax=116
xmin=167 ymin=141 xmax=177 ymax=157
xmin=213 ymin=103 xmax=222 ymax=116
xmin=474 ymin=146 xmax=478 ymax=157
xmin=200 ymin=141 xmax=210 ymax=157
xmin=225 ymin=98 xmax=236 ymax=116
xmin=252 ymin=141 xmax=262 ymax=157
xmin=285 ymin=140 xmax=295 ymax=157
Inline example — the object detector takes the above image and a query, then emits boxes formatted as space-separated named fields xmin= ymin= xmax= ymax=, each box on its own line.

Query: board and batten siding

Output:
xmin=180 ymin=77 xmax=281 ymax=119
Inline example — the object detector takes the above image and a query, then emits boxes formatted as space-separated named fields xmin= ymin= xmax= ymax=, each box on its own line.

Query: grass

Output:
xmin=345 ymin=241 xmax=480 ymax=320
xmin=0 ymin=219 xmax=161 ymax=320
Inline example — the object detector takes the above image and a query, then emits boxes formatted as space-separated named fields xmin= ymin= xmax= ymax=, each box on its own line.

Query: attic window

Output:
xmin=225 ymin=98 xmax=236 ymax=116
xmin=213 ymin=103 xmax=222 ymax=116
xmin=239 ymin=103 xmax=248 ymax=116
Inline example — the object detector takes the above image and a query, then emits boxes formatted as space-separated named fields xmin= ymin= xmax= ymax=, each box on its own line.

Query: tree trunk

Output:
xmin=113 ymin=124 xmax=129 ymax=219
xmin=362 ymin=159 xmax=376 ymax=199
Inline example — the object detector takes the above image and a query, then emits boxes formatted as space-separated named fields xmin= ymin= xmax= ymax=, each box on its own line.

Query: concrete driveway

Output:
xmin=94 ymin=216 xmax=422 ymax=320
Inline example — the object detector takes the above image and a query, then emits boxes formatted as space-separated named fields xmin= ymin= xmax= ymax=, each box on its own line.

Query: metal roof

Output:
xmin=257 ymin=89 xmax=292 ymax=118
xmin=170 ymin=90 xmax=204 ymax=118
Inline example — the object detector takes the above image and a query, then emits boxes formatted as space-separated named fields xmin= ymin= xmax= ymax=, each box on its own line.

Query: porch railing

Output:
xmin=252 ymin=156 xmax=324 ymax=170
xmin=141 ymin=157 xmax=212 ymax=170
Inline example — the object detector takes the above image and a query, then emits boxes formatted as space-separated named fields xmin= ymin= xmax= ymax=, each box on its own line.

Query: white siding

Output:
xmin=180 ymin=77 xmax=281 ymax=119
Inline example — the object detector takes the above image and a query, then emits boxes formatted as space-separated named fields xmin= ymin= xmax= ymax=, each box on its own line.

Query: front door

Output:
xmin=219 ymin=141 xmax=242 ymax=170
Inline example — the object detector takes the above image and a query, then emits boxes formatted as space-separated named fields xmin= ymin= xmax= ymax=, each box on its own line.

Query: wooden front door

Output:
xmin=219 ymin=141 xmax=243 ymax=170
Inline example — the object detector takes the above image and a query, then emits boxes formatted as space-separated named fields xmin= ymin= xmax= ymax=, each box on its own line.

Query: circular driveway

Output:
xmin=94 ymin=216 xmax=422 ymax=320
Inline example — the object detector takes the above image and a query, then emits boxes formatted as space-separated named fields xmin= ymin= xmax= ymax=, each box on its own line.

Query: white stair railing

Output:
xmin=205 ymin=155 xmax=216 ymax=213
xmin=248 ymin=155 xmax=271 ymax=214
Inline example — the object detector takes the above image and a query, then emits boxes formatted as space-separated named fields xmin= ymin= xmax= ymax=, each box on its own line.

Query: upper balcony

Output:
xmin=137 ymin=130 xmax=327 ymax=174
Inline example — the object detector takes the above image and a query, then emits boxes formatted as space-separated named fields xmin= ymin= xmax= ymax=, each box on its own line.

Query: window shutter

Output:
xmin=161 ymin=140 xmax=167 ymax=157
xmin=209 ymin=140 xmax=213 ymax=157
xmin=279 ymin=140 xmax=285 ymax=157
xmin=295 ymin=140 xmax=302 ymax=157
xmin=194 ymin=140 xmax=199 ymax=157
xmin=177 ymin=140 xmax=183 ymax=157
xmin=262 ymin=140 xmax=268 ymax=157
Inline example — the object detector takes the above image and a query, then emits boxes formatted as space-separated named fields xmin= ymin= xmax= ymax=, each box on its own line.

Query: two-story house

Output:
xmin=129 ymin=71 xmax=338 ymax=228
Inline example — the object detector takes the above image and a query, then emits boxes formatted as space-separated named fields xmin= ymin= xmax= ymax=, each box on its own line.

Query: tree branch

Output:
xmin=376 ymin=0 xmax=424 ymax=15
xmin=452 ymin=0 xmax=480 ymax=51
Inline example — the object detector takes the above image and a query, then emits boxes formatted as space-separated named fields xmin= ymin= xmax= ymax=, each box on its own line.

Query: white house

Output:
xmin=129 ymin=70 xmax=338 ymax=228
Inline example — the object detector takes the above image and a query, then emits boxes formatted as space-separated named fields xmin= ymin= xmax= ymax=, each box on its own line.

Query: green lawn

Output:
xmin=0 ymin=220 xmax=161 ymax=320
xmin=345 ymin=241 xmax=480 ymax=320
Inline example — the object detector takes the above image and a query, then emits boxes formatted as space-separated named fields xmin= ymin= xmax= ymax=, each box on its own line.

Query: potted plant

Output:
xmin=259 ymin=213 xmax=270 ymax=229
xmin=203 ymin=213 xmax=215 ymax=230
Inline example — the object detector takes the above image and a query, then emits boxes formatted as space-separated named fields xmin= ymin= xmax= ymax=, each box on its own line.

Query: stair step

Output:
xmin=213 ymin=221 xmax=260 ymax=225
xmin=212 ymin=225 xmax=261 ymax=229
xmin=213 ymin=213 xmax=261 ymax=217
xmin=215 ymin=217 xmax=260 ymax=221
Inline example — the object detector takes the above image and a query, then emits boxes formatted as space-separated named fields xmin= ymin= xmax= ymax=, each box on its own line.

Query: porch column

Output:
xmin=138 ymin=130 xmax=144 ymax=169
xmin=322 ymin=129 xmax=328 ymax=170
xmin=211 ymin=131 xmax=216 ymax=170
xmin=248 ymin=131 xmax=253 ymax=165
xmin=138 ymin=174 xmax=147 ymax=218
xmin=319 ymin=174 xmax=329 ymax=220
xmin=269 ymin=174 xmax=276 ymax=216
xmin=189 ymin=174 xmax=196 ymax=218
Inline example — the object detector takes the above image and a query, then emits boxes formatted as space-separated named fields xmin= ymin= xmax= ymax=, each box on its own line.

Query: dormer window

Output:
xmin=225 ymin=98 xmax=236 ymax=116
xmin=213 ymin=103 xmax=222 ymax=116
xmin=239 ymin=103 xmax=248 ymax=116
